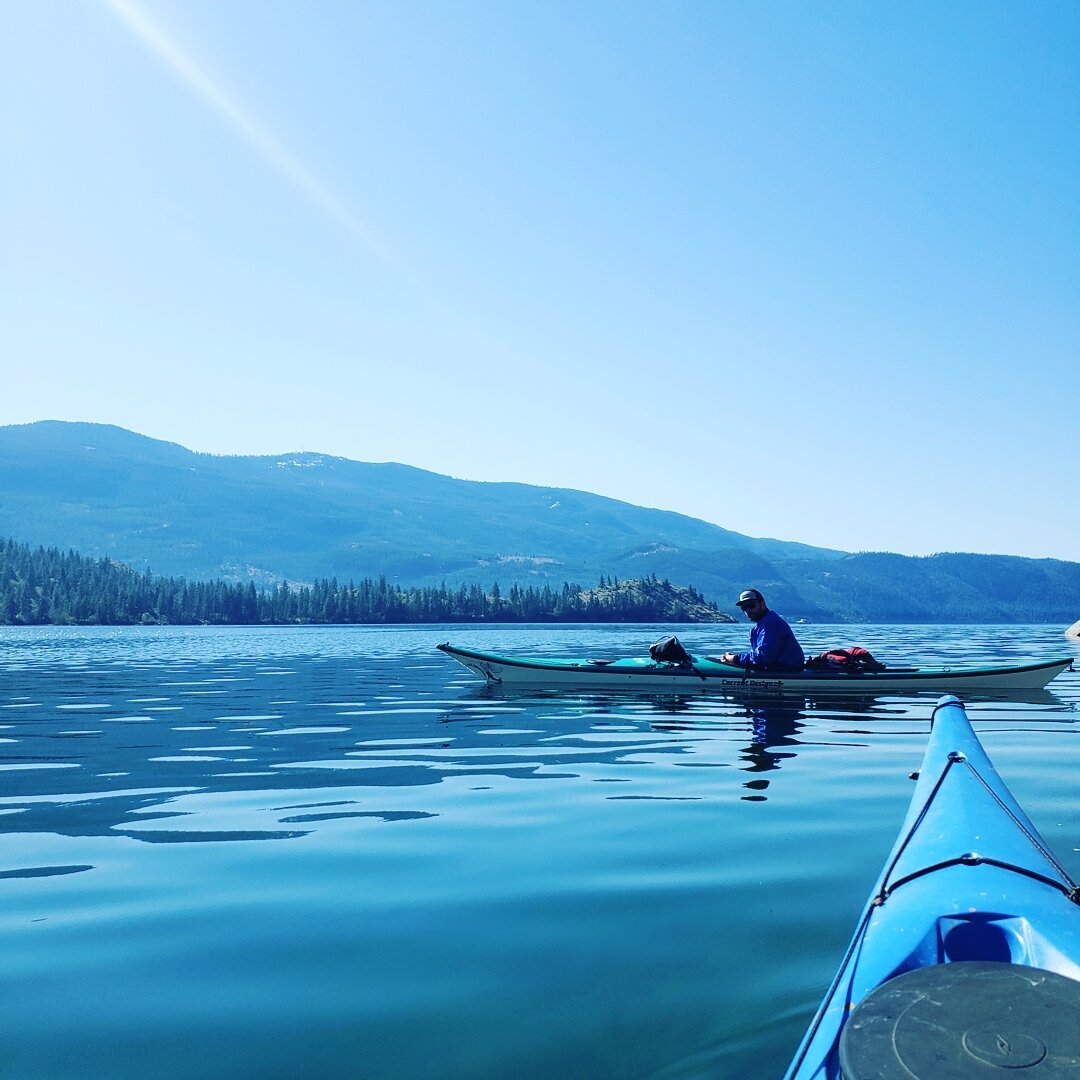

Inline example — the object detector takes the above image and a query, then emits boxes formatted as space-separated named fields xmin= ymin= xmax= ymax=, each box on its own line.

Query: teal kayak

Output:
xmin=436 ymin=643 xmax=1073 ymax=694
xmin=785 ymin=695 xmax=1080 ymax=1079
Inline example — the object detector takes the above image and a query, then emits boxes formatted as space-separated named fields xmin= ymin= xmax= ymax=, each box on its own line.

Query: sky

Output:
xmin=2 ymin=1 xmax=1078 ymax=561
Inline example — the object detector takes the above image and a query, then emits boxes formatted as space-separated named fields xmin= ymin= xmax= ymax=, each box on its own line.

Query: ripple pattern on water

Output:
xmin=0 ymin=624 xmax=1077 ymax=1080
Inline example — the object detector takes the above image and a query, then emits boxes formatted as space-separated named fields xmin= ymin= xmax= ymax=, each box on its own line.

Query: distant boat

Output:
xmin=436 ymin=644 xmax=1072 ymax=694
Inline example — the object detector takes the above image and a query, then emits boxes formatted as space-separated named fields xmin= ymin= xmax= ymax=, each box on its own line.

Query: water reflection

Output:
xmin=1 ymin=654 xmax=750 ymax=851
xmin=456 ymin=678 xmax=1078 ymax=807
xmin=0 ymin=626 xmax=1076 ymax=1080
xmin=1 ymin=634 xmax=1076 ymax=864
xmin=740 ymin=704 xmax=804 ymax=799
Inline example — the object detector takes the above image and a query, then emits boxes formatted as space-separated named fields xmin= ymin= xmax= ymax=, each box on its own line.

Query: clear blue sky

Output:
xmin=2 ymin=1 xmax=1078 ymax=561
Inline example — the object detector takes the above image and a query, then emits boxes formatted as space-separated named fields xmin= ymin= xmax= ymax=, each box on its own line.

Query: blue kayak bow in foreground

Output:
xmin=785 ymin=695 xmax=1080 ymax=1079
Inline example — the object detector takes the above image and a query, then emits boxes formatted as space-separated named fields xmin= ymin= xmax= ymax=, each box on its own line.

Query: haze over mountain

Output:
xmin=2 ymin=421 xmax=1078 ymax=623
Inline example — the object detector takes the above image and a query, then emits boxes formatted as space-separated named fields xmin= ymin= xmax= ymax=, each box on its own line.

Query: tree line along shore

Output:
xmin=0 ymin=538 xmax=732 ymax=626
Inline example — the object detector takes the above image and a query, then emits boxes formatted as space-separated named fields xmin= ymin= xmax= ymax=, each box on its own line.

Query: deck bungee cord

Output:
xmin=784 ymin=695 xmax=1080 ymax=1080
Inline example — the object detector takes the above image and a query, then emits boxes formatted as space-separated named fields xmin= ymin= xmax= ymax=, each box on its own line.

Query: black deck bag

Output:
xmin=649 ymin=635 xmax=693 ymax=665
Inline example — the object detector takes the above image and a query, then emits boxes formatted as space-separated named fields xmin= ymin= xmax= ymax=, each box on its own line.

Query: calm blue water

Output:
xmin=2 ymin=624 xmax=1078 ymax=1079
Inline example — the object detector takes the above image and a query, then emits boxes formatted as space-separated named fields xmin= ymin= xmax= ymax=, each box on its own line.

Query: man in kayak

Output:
xmin=720 ymin=589 xmax=805 ymax=671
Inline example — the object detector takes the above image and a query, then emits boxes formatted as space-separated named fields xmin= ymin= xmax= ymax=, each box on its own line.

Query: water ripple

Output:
xmin=0 ymin=624 xmax=1076 ymax=1080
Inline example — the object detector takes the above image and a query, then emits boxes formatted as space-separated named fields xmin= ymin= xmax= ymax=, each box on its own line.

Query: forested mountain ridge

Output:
xmin=2 ymin=421 xmax=1079 ymax=623
xmin=784 ymin=551 xmax=1080 ymax=623
xmin=0 ymin=538 xmax=734 ymax=625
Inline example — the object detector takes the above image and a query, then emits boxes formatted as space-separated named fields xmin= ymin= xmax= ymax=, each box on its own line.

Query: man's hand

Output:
xmin=720 ymin=652 xmax=736 ymax=664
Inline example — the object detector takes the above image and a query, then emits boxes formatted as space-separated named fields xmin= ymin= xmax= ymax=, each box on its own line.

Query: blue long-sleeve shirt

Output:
xmin=736 ymin=610 xmax=805 ymax=671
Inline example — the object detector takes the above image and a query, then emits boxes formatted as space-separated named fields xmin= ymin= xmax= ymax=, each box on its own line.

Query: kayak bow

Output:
xmin=785 ymin=695 xmax=1080 ymax=1079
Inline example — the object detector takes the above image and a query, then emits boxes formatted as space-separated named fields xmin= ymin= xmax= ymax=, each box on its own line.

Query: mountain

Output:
xmin=0 ymin=420 xmax=840 ymax=590
xmin=2 ymin=421 xmax=1079 ymax=622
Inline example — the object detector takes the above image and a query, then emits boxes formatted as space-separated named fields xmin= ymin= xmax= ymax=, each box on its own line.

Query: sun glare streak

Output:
xmin=100 ymin=0 xmax=391 ymax=263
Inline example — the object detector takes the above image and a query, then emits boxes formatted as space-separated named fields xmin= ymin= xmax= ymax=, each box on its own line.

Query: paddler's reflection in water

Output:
xmin=740 ymin=703 xmax=804 ymax=801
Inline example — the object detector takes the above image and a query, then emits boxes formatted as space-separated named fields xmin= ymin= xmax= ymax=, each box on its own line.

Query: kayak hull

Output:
xmin=785 ymin=696 xmax=1080 ymax=1079
xmin=436 ymin=643 xmax=1072 ymax=694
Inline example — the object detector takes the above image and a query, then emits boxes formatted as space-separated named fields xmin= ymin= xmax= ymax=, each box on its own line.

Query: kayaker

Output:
xmin=720 ymin=589 xmax=805 ymax=671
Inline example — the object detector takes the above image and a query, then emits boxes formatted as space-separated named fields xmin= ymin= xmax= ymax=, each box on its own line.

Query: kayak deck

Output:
xmin=785 ymin=695 xmax=1080 ymax=1079
xmin=437 ymin=643 xmax=1073 ymax=693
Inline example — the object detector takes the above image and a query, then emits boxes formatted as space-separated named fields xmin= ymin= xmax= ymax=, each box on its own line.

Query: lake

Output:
xmin=1 ymin=623 xmax=1078 ymax=1079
